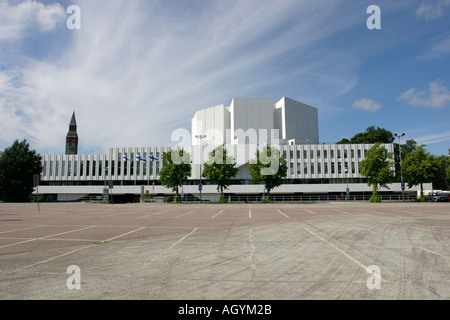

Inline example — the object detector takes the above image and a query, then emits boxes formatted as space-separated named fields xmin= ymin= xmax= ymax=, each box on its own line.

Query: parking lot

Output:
xmin=0 ymin=201 xmax=448 ymax=300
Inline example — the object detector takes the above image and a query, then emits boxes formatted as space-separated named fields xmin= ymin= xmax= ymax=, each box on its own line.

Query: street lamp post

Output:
xmin=345 ymin=168 xmax=349 ymax=200
xmin=394 ymin=133 xmax=406 ymax=203
xmin=195 ymin=135 xmax=207 ymax=203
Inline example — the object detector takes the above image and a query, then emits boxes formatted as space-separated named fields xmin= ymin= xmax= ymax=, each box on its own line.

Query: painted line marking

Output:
xmin=423 ymin=247 xmax=449 ymax=259
xmin=137 ymin=210 xmax=169 ymax=219
xmin=331 ymin=209 xmax=354 ymax=216
xmin=175 ymin=210 xmax=197 ymax=219
xmin=304 ymin=227 xmax=387 ymax=282
xmin=0 ymin=226 xmax=96 ymax=249
xmin=100 ymin=210 xmax=140 ymax=218
xmin=0 ymin=225 xmax=48 ymax=235
xmin=249 ymin=210 xmax=252 ymax=219
xmin=103 ymin=227 xmax=146 ymax=242
xmin=168 ymin=228 xmax=198 ymax=249
xmin=14 ymin=245 xmax=93 ymax=272
xmin=276 ymin=209 xmax=290 ymax=219
xmin=211 ymin=210 xmax=223 ymax=219
xmin=304 ymin=209 xmax=319 ymax=215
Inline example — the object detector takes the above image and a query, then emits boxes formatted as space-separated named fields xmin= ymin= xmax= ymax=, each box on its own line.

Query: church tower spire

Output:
xmin=65 ymin=112 xmax=78 ymax=155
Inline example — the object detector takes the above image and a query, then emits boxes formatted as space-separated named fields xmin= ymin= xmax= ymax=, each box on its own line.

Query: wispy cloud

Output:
xmin=398 ymin=80 xmax=450 ymax=108
xmin=0 ymin=0 xmax=65 ymax=40
xmin=416 ymin=0 xmax=450 ymax=20
xmin=419 ymin=35 xmax=450 ymax=60
xmin=352 ymin=98 xmax=382 ymax=112
xmin=415 ymin=131 xmax=450 ymax=145
xmin=0 ymin=0 xmax=363 ymax=154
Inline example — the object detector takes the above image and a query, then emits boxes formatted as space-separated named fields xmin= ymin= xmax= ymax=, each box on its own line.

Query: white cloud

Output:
xmin=0 ymin=0 xmax=65 ymax=40
xmin=0 ymin=0 xmax=363 ymax=154
xmin=416 ymin=0 xmax=450 ymax=20
xmin=352 ymin=99 xmax=382 ymax=112
xmin=415 ymin=131 xmax=450 ymax=145
xmin=398 ymin=80 xmax=450 ymax=108
xmin=419 ymin=35 xmax=450 ymax=60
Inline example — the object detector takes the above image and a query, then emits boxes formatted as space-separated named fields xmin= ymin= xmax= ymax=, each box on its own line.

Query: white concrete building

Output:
xmin=36 ymin=97 xmax=424 ymax=202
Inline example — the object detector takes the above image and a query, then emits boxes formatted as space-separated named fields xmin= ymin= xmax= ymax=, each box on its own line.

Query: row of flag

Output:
xmin=123 ymin=154 xmax=159 ymax=163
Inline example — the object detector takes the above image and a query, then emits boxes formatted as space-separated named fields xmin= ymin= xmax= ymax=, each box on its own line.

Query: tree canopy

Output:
xmin=249 ymin=146 xmax=288 ymax=200
xmin=202 ymin=145 xmax=239 ymax=203
xmin=338 ymin=126 xmax=395 ymax=144
xmin=0 ymin=140 xmax=43 ymax=202
xmin=359 ymin=143 xmax=395 ymax=202
xmin=402 ymin=145 xmax=442 ymax=197
xmin=158 ymin=147 xmax=191 ymax=201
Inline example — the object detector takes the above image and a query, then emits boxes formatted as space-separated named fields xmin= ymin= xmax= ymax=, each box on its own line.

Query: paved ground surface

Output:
xmin=0 ymin=201 xmax=448 ymax=300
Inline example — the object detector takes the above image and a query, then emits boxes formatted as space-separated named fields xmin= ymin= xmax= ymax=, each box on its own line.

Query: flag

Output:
xmin=123 ymin=155 xmax=131 ymax=162
xmin=149 ymin=155 xmax=159 ymax=161
xmin=136 ymin=155 xmax=146 ymax=163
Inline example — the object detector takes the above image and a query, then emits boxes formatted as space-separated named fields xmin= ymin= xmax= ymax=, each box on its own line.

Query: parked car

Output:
xmin=425 ymin=194 xmax=447 ymax=202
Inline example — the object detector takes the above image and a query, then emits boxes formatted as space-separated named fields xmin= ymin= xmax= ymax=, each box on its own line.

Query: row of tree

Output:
xmin=159 ymin=145 xmax=287 ymax=203
xmin=1 ymin=128 xmax=448 ymax=202
xmin=359 ymin=143 xmax=444 ymax=202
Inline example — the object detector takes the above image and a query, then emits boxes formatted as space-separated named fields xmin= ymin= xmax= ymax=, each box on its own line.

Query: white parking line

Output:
xmin=276 ymin=210 xmax=290 ymax=219
xmin=175 ymin=210 xmax=197 ymax=219
xmin=304 ymin=227 xmax=387 ymax=282
xmin=423 ymin=247 xmax=449 ymax=259
xmin=249 ymin=210 xmax=252 ymax=219
xmin=304 ymin=209 xmax=319 ymax=215
xmin=0 ymin=225 xmax=48 ymax=235
xmin=0 ymin=226 xmax=96 ymax=249
xmin=211 ymin=210 xmax=223 ymax=219
xmin=14 ymin=245 xmax=94 ymax=272
xmin=137 ymin=210 xmax=169 ymax=219
xmin=103 ymin=227 xmax=146 ymax=242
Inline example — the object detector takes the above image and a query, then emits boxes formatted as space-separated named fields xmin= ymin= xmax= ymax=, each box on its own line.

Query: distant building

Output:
xmin=37 ymin=98 xmax=424 ymax=202
xmin=65 ymin=112 xmax=78 ymax=155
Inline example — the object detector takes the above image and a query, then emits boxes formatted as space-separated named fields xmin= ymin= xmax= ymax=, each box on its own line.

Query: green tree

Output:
xmin=0 ymin=140 xmax=43 ymax=202
xmin=359 ymin=143 xmax=395 ymax=202
xmin=338 ymin=126 xmax=394 ymax=144
xmin=202 ymin=145 xmax=239 ymax=203
xmin=402 ymin=145 xmax=442 ymax=199
xmin=158 ymin=147 xmax=191 ymax=203
xmin=394 ymin=139 xmax=417 ymax=182
xmin=249 ymin=146 xmax=288 ymax=202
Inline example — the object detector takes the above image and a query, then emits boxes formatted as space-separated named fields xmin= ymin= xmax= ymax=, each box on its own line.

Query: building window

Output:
xmin=318 ymin=162 xmax=321 ymax=175
xmin=297 ymin=162 xmax=301 ymax=175
xmin=351 ymin=149 xmax=355 ymax=158
xmin=337 ymin=150 xmax=341 ymax=159
xmin=324 ymin=163 xmax=329 ymax=174
xmin=358 ymin=149 xmax=361 ymax=158
xmin=55 ymin=161 xmax=59 ymax=177
xmin=93 ymin=161 xmax=96 ymax=176
xmin=310 ymin=150 xmax=314 ymax=159
xmin=296 ymin=150 xmax=300 ymax=159
xmin=344 ymin=150 xmax=348 ymax=159
xmin=303 ymin=150 xmax=307 ymax=159
xmin=310 ymin=163 xmax=315 ymax=175
xmin=331 ymin=162 xmax=335 ymax=174
xmin=290 ymin=163 xmax=294 ymax=175
xmin=330 ymin=150 xmax=334 ymax=159
xmin=80 ymin=161 xmax=84 ymax=176
xmin=352 ymin=162 xmax=356 ymax=174
xmin=49 ymin=161 xmax=53 ymax=177
xmin=62 ymin=161 xmax=65 ymax=176
xmin=68 ymin=161 xmax=71 ymax=176
xmin=324 ymin=149 xmax=328 ymax=159
xmin=74 ymin=161 xmax=78 ymax=176
xmin=111 ymin=160 xmax=115 ymax=176
xmin=338 ymin=163 xmax=342 ymax=174
xmin=304 ymin=162 xmax=308 ymax=175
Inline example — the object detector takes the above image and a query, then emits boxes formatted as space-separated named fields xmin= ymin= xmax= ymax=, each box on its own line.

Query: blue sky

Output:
xmin=0 ymin=0 xmax=449 ymax=156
